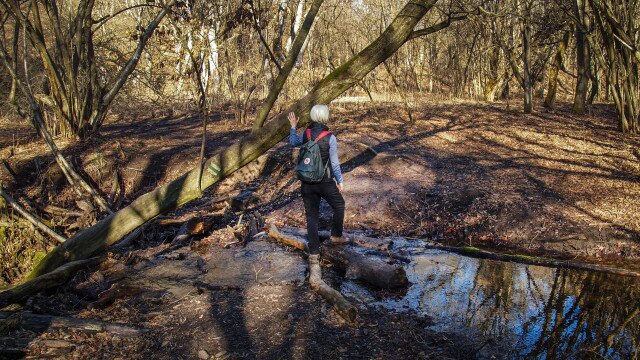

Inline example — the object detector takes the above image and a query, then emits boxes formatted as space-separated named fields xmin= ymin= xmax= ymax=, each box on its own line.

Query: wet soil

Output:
xmin=2 ymin=237 xmax=488 ymax=359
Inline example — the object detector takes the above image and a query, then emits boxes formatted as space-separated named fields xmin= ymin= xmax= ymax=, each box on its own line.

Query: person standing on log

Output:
xmin=288 ymin=105 xmax=348 ymax=263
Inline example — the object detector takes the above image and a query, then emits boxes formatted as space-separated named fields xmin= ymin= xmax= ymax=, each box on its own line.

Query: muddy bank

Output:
xmin=1 ymin=236 xmax=491 ymax=359
xmin=3 ymin=232 xmax=638 ymax=359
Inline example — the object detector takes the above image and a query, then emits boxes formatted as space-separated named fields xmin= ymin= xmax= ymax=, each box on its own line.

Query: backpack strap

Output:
xmin=315 ymin=130 xmax=332 ymax=142
xmin=304 ymin=129 xmax=332 ymax=142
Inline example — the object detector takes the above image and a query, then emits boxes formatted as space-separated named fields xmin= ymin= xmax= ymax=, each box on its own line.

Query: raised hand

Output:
xmin=288 ymin=112 xmax=299 ymax=128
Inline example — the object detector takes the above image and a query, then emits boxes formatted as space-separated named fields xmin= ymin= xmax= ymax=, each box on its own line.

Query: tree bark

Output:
xmin=544 ymin=31 xmax=570 ymax=109
xmin=25 ymin=0 xmax=441 ymax=279
xmin=522 ymin=0 xmax=533 ymax=114
xmin=286 ymin=0 xmax=305 ymax=53
xmin=572 ymin=0 xmax=590 ymax=114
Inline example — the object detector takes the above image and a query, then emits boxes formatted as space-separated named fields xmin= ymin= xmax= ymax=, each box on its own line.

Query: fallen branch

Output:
xmin=266 ymin=224 xmax=408 ymax=289
xmin=279 ymin=227 xmax=393 ymax=251
xmin=263 ymin=224 xmax=357 ymax=321
xmin=0 ymin=257 xmax=101 ymax=309
xmin=0 ymin=186 xmax=66 ymax=244
xmin=0 ymin=311 xmax=146 ymax=336
xmin=308 ymin=255 xmax=357 ymax=322
xmin=425 ymin=243 xmax=640 ymax=277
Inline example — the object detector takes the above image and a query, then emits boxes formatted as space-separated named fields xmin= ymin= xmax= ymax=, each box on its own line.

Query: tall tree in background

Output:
xmin=544 ymin=30 xmax=570 ymax=109
xmin=572 ymin=0 xmax=590 ymax=114
xmin=521 ymin=0 xmax=533 ymax=113
xmin=0 ymin=0 xmax=173 ymax=211
xmin=589 ymin=0 xmax=639 ymax=133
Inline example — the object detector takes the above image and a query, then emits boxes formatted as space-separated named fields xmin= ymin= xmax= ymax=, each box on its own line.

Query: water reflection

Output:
xmin=341 ymin=249 xmax=640 ymax=359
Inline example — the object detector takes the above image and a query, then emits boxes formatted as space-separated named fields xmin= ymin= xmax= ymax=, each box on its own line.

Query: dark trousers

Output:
xmin=301 ymin=181 xmax=345 ymax=254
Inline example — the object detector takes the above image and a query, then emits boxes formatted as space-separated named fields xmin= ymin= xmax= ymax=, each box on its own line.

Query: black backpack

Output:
xmin=295 ymin=129 xmax=331 ymax=183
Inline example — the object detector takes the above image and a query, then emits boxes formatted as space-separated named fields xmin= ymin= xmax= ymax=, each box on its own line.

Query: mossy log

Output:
xmin=425 ymin=243 xmax=640 ymax=277
xmin=266 ymin=224 xmax=408 ymax=289
xmin=24 ymin=0 xmax=442 ymax=281
xmin=0 ymin=257 xmax=102 ymax=309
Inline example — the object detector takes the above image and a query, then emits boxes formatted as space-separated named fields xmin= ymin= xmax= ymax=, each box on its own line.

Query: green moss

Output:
xmin=461 ymin=246 xmax=481 ymax=251
xmin=0 ymin=226 xmax=5 ymax=245
xmin=511 ymin=253 xmax=541 ymax=261
xmin=32 ymin=251 xmax=47 ymax=265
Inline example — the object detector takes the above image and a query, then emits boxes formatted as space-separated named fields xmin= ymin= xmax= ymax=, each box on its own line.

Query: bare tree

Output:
xmin=0 ymin=0 xmax=174 ymax=212
xmin=0 ymin=0 xmax=173 ymax=139
xmin=589 ymin=0 xmax=639 ymax=132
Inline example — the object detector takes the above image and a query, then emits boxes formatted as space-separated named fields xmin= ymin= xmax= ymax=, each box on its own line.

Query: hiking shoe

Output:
xmin=330 ymin=236 xmax=349 ymax=245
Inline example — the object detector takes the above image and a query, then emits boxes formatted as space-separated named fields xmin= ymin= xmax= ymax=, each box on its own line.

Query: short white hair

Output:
xmin=310 ymin=104 xmax=330 ymax=124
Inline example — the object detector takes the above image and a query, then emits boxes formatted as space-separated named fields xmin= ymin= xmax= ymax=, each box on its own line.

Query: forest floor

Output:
xmin=1 ymin=100 xmax=639 ymax=358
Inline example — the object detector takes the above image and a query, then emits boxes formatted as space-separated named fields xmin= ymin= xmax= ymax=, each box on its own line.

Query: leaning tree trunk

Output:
xmin=27 ymin=0 xmax=443 ymax=279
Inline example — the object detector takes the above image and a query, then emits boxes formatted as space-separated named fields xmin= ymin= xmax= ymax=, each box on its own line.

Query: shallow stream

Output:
xmin=341 ymin=242 xmax=640 ymax=359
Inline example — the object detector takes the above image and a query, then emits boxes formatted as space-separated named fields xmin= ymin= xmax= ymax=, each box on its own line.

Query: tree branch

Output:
xmin=248 ymin=0 xmax=282 ymax=72
xmin=96 ymin=2 xmax=173 ymax=128
xmin=407 ymin=14 xmax=466 ymax=40
xmin=92 ymin=3 xmax=162 ymax=32
xmin=0 ymin=186 xmax=66 ymax=244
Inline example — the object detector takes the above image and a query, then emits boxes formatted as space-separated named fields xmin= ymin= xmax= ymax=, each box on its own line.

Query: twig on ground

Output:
xmin=0 ymin=185 xmax=66 ymax=244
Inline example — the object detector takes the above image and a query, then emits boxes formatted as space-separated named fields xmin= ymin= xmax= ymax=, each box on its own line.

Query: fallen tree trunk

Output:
xmin=0 ymin=311 xmax=146 ymax=336
xmin=281 ymin=227 xmax=393 ymax=251
xmin=0 ymin=257 xmax=101 ymax=309
xmin=266 ymin=224 xmax=408 ymax=289
xmin=308 ymin=255 xmax=357 ymax=322
xmin=25 ymin=0 xmax=443 ymax=280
